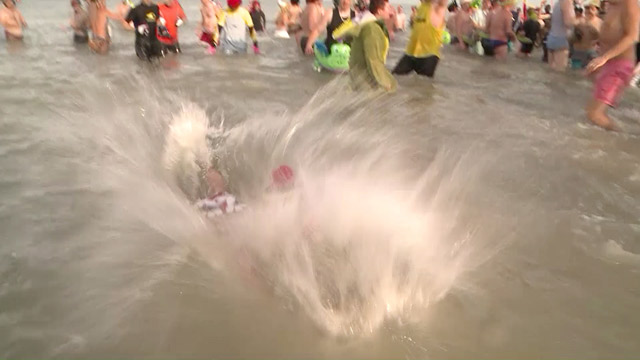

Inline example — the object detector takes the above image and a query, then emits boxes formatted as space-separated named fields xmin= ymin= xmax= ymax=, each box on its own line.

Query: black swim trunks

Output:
xmin=392 ymin=55 xmax=440 ymax=78
xmin=481 ymin=38 xmax=508 ymax=57
xmin=520 ymin=42 xmax=534 ymax=54
xmin=300 ymin=35 xmax=308 ymax=53
xmin=73 ymin=33 xmax=89 ymax=44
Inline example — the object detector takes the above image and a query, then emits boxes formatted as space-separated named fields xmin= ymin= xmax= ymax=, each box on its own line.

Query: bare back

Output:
xmin=487 ymin=8 xmax=512 ymax=41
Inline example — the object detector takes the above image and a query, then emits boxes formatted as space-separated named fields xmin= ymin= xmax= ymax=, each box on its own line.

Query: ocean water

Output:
xmin=1 ymin=0 xmax=640 ymax=358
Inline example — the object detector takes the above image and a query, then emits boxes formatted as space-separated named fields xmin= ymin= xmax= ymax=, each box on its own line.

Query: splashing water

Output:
xmin=153 ymin=81 xmax=505 ymax=336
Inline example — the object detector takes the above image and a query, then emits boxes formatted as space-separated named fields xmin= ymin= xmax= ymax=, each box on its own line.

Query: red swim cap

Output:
xmin=227 ymin=0 xmax=241 ymax=8
xmin=271 ymin=165 xmax=294 ymax=189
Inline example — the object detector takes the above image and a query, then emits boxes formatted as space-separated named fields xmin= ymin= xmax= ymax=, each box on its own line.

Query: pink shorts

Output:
xmin=199 ymin=31 xmax=216 ymax=47
xmin=593 ymin=58 xmax=635 ymax=107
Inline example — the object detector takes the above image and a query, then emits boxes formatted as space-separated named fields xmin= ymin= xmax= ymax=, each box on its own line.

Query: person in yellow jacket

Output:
xmin=335 ymin=0 xmax=396 ymax=91
xmin=392 ymin=0 xmax=447 ymax=78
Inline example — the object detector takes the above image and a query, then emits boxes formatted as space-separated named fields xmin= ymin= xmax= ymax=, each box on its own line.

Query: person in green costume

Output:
xmin=339 ymin=0 xmax=396 ymax=91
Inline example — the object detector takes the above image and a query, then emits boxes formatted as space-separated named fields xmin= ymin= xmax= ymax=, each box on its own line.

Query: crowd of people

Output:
xmin=0 ymin=0 xmax=638 ymax=129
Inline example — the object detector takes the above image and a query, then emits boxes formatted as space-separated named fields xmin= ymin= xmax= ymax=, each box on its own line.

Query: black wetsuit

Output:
xmin=125 ymin=3 xmax=162 ymax=61
xmin=324 ymin=7 xmax=355 ymax=53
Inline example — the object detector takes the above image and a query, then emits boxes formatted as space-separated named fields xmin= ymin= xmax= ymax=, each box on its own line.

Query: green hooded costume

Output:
xmin=336 ymin=17 xmax=397 ymax=92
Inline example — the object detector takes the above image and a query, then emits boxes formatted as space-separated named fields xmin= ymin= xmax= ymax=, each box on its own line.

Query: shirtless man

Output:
xmin=0 ymin=0 xmax=27 ymax=41
xmin=200 ymin=0 xmax=220 ymax=53
xmin=483 ymin=0 xmax=515 ymax=59
xmin=70 ymin=0 xmax=90 ymax=44
xmin=88 ymin=0 xmax=120 ymax=54
xmin=299 ymin=0 xmax=325 ymax=55
xmin=116 ymin=0 xmax=135 ymax=30
xmin=570 ymin=1 xmax=602 ymax=68
xmin=454 ymin=0 xmax=474 ymax=50
xmin=585 ymin=0 xmax=639 ymax=130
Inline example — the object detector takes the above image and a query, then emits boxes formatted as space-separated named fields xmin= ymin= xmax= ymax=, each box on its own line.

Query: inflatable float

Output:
xmin=313 ymin=41 xmax=351 ymax=73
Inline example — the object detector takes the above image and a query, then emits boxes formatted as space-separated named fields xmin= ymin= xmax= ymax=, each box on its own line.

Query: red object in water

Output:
xmin=271 ymin=165 xmax=294 ymax=189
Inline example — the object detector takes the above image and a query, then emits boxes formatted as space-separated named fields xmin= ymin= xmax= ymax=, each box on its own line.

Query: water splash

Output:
xmin=154 ymin=82 xmax=504 ymax=336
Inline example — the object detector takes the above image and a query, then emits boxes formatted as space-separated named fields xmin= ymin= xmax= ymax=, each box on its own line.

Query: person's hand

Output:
xmin=586 ymin=56 xmax=607 ymax=74
xmin=305 ymin=43 xmax=314 ymax=55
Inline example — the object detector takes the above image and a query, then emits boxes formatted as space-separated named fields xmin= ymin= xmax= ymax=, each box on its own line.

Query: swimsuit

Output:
xmin=570 ymin=48 xmax=597 ymax=69
xmin=481 ymin=38 xmax=507 ymax=56
xmin=593 ymin=58 xmax=635 ymax=107
xmin=547 ymin=0 xmax=570 ymax=51
xmin=300 ymin=35 xmax=309 ymax=53
xmin=546 ymin=34 xmax=569 ymax=50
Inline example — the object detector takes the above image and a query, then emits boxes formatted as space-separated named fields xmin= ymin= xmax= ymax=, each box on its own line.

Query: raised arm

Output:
xmin=561 ymin=0 xmax=576 ymax=28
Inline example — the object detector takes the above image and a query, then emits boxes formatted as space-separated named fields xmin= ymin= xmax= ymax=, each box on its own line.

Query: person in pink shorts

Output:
xmin=585 ymin=0 xmax=639 ymax=130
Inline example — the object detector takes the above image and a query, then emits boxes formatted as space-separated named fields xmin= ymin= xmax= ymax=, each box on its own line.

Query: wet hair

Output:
xmin=290 ymin=0 xmax=299 ymax=4
xmin=369 ymin=0 xmax=385 ymax=15
xmin=447 ymin=3 xmax=457 ymax=11
xmin=544 ymin=4 xmax=551 ymax=13
xmin=575 ymin=6 xmax=583 ymax=13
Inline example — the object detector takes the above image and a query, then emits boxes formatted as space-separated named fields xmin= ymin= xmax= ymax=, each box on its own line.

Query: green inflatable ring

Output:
xmin=442 ymin=29 xmax=451 ymax=45
xmin=517 ymin=35 xmax=533 ymax=44
xmin=314 ymin=43 xmax=351 ymax=73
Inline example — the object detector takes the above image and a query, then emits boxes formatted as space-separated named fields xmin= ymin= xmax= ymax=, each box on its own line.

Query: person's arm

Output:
xmin=561 ymin=0 xmax=576 ymax=27
xmin=431 ymin=0 xmax=448 ymax=28
xmin=244 ymin=9 xmax=260 ymax=52
xmin=455 ymin=13 xmax=465 ymax=47
xmin=504 ymin=10 xmax=515 ymax=39
xmin=178 ymin=3 xmax=187 ymax=20
xmin=124 ymin=7 xmax=134 ymax=23
xmin=105 ymin=7 xmax=123 ymax=20
xmin=484 ymin=11 xmax=492 ymax=33
xmin=587 ymin=0 xmax=639 ymax=73
xmin=363 ymin=25 xmax=397 ymax=91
